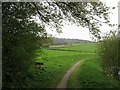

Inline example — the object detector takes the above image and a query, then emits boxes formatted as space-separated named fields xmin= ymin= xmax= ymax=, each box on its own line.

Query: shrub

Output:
xmin=2 ymin=3 xmax=46 ymax=88
xmin=98 ymin=32 xmax=120 ymax=80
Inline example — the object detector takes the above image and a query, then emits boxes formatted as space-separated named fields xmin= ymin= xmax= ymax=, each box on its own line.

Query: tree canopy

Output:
xmin=3 ymin=1 xmax=111 ymax=37
xmin=30 ymin=1 xmax=110 ymax=38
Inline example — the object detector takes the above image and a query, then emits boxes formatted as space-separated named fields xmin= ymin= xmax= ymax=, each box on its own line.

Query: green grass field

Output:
xmin=49 ymin=43 xmax=98 ymax=53
xmin=28 ymin=43 xmax=119 ymax=88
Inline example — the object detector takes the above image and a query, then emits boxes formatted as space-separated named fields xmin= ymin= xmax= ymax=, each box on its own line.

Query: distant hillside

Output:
xmin=52 ymin=37 xmax=93 ymax=45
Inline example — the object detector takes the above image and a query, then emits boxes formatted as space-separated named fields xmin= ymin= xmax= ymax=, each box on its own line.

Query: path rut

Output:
xmin=56 ymin=60 xmax=85 ymax=89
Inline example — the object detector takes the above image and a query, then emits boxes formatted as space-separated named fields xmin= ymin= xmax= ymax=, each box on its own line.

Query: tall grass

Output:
xmin=98 ymin=32 xmax=120 ymax=80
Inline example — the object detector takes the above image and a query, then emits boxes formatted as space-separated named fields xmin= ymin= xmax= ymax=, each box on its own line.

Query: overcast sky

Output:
xmin=46 ymin=0 xmax=119 ymax=41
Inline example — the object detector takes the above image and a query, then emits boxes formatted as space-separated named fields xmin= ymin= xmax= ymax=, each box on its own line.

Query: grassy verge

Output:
xmin=68 ymin=54 xmax=119 ymax=88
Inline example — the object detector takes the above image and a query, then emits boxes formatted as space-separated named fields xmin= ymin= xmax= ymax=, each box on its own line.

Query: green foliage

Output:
xmin=98 ymin=32 xmax=120 ymax=81
xmin=3 ymin=1 xmax=110 ymax=38
xmin=55 ymin=2 xmax=110 ymax=38
xmin=40 ymin=1 xmax=110 ymax=38
xmin=2 ymin=2 xmax=46 ymax=88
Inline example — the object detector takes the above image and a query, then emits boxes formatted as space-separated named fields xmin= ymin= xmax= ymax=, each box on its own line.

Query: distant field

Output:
xmin=49 ymin=44 xmax=70 ymax=48
xmin=49 ymin=43 xmax=98 ymax=53
xmin=28 ymin=42 xmax=119 ymax=88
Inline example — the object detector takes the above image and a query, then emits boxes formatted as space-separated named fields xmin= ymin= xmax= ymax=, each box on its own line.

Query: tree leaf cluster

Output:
xmin=35 ymin=1 xmax=110 ymax=38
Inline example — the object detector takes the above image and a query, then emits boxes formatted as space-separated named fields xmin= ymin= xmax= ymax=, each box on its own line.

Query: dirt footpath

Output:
xmin=56 ymin=60 xmax=85 ymax=89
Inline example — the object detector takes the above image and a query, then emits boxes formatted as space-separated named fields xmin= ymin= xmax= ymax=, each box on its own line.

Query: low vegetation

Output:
xmin=27 ymin=50 xmax=86 ymax=87
xmin=68 ymin=55 xmax=119 ymax=88
xmin=24 ymin=42 xmax=119 ymax=88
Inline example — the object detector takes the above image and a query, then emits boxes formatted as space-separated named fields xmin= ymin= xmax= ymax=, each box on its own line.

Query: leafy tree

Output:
xmin=2 ymin=2 xmax=46 ymax=88
xmin=32 ymin=1 xmax=110 ymax=38
xmin=2 ymin=1 xmax=111 ymax=88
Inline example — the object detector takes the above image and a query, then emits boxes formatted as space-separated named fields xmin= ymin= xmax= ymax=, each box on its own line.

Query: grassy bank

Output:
xmin=28 ymin=49 xmax=93 ymax=88
xmin=68 ymin=54 xmax=119 ymax=88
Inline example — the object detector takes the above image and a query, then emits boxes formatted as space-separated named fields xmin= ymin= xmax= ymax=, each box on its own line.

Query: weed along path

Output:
xmin=56 ymin=60 xmax=85 ymax=89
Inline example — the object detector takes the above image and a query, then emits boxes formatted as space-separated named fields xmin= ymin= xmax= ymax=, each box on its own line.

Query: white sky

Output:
xmin=46 ymin=0 xmax=119 ymax=41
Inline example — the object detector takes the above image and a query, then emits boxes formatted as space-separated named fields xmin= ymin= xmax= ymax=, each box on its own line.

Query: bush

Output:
xmin=2 ymin=3 xmax=46 ymax=88
xmin=98 ymin=32 xmax=120 ymax=80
